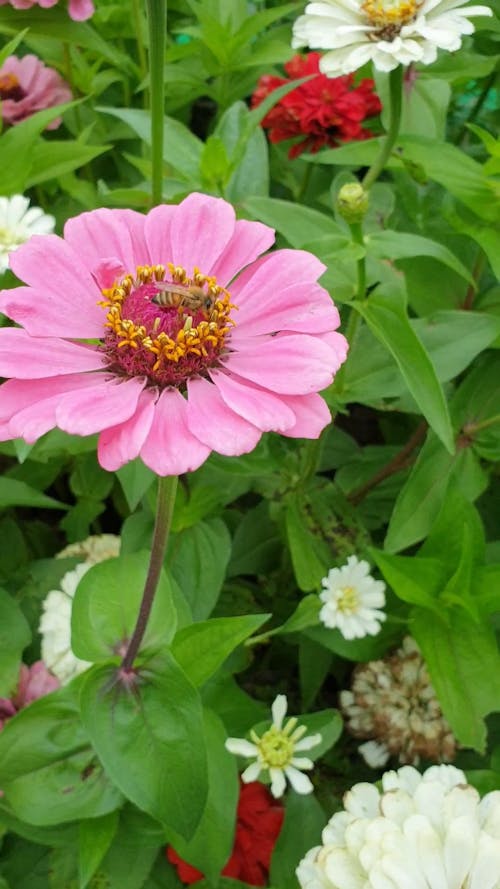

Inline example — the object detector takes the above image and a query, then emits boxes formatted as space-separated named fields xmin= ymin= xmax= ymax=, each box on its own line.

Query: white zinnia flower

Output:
xmin=225 ymin=694 xmax=322 ymax=798
xmin=39 ymin=534 xmax=121 ymax=684
xmin=0 ymin=195 xmax=54 ymax=273
xmin=297 ymin=764 xmax=500 ymax=889
xmin=292 ymin=0 xmax=492 ymax=76
xmin=319 ymin=555 xmax=386 ymax=639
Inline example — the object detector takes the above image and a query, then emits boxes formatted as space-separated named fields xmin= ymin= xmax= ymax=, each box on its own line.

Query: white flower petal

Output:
xmin=272 ymin=694 xmax=288 ymax=729
xmin=295 ymin=733 xmax=323 ymax=752
xmin=241 ymin=761 xmax=263 ymax=783
xmin=285 ymin=765 xmax=315 ymax=795
xmin=270 ymin=767 xmax=287 ymax=798
xmin=224 ymin=738 xmax=259 ymax=757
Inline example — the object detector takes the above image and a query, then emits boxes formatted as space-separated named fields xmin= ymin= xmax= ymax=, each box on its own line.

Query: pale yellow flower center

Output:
xmin=0 ymin=226 xmax=24 ymax=248
xmin=257 ymin=726 xmax=295 ymax=768
xmin=362 ymin=0 xmax=421 ymax=38
xmin=338 ymin=585 xmax=359 ymax=614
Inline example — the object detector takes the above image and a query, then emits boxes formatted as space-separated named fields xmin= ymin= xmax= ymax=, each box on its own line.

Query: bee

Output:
xmin=152 ymin=283 xmax=217 ymax=315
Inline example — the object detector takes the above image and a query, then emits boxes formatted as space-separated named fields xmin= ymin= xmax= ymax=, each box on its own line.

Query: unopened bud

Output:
xmin=337 ymin=182 xmax=369 ymax=224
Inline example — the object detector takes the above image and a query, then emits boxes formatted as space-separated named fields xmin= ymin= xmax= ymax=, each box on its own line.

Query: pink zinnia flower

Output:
xmin=0 ymin=54 xmax=72 ymax=130
xmin=0 ymin=194 xmax=348 ymax=476
xmin=0 ymin=661 xmax=59 ymax=730
xmin=0 ymin=0 xmax=94 ymax=21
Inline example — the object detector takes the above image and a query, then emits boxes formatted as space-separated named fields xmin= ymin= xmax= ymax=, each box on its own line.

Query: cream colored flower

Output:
xmin=297 ymin=764 xmax=500 ymax=889
xmin=292 ymin=0 xmax=492 ymax=76
xmin=39 ymin=534 xmax=120 ymax=684
xmin=340 ymin=636 xmax=457 ymax=766
xmin=225 ymin=695 xmax=322 ymax=798
xmin=0 ymin=195 xmax=54 ymax=273
xmin=319 ymin=555 xmax=386 ymax=640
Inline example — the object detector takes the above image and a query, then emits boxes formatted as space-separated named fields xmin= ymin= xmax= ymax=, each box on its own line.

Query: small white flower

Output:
xmin=297 ymin=764 xmax=500 ymax=889
xmin=39 ymin=534 xmax=121 ymax=684
xmin=39 ymin=563 xmax=92 ymax=685
xmin=225 ymin=694 xmax=322 ymax=798
xmin=292 ymin=0 xmax=492 ymax=76
xmin=319 ymin=555 xmax=386 ymax=640
xmin=358 ymin=739 xmax=391 ymax=768
xmin=0 ymin=195 xmax=54 ymax=273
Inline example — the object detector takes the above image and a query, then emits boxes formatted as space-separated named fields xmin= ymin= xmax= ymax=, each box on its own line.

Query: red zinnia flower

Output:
xmin=251 ymin=52 xmax=382 ymax=159
xmin=166 ymin=781 xmax=285 ymax=886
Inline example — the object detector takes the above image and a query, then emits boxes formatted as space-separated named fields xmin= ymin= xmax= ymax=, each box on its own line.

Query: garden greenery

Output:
xmin=0 ymin=1 xmax=499 ymax=888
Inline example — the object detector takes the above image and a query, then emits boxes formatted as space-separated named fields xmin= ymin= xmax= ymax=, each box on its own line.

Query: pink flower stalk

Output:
xmin=0 ymin=0 xmax=94 ymax=21
xmin=0 ymin=55 xmax=72 ymax=130
xmin=0 ymin=194 xmax=348 ymax=476
xmin=0 ymin=661 xmax=59 ymax=730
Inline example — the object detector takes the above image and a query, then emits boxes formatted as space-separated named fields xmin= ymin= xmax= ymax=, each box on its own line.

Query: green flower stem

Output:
xmin=121 ymin=475 xmax=178 ymax=671
xmin=145 ymin=0 xmax=167 ymax=207
xmin=362 ymin=65 xmax=404 ymax=191
xmin=349 ymin=221 xmax=366 ymax=301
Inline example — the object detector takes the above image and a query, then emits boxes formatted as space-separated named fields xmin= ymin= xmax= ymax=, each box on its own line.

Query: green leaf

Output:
xmin=25 ymin=141 xmax=110 ymax=188
xmin=79 ymin=812 xmax=118 ymax=889
xmin=80 ymin=655 xmax=208 ymax=840
xmin=385 ymin=434 xmax=452 ymax=553
xmin=98 ymin=107 xmax=203 ymax=181
xmin=71 ymin=552 xmax=177 ymax=662
xmin=397 ymin=135 xmax=498 ymax=221
xmin=285 ymin=497 xmax=330 ymax=593
xmin=419 ymin=487 xmax=485 ymax=567
xmin=270 ymin=793 xmax=326 ymax=889
xmin=214 ymin=102 xmax=269 ymax=202
xmin=242 ymin=196 xmax=340 ymax=249
xmin=0 ymin=28 xmax=28 ymax=66
xmin=168 ymin=518 xmax=231 ymax=620
xmin=412 ymin=608 xmax=500 ymax=751
xmin=0 ymin=477 xmax=66 ymax=509
xmin=165 ymin=709 xmax=239 ymax=884
xmin=0 ymin=588 xmax=31 ymax=697
xmin=370 ymin=552 xmax=445 ymax=614
xmin=0 ymin=101 xmax=82 ymax=195
xmin=355 ymin=287 xmax=454 ymax=453
xmin=366 ymin=230 xmax=474 ymax=285
xmin=0 ymin=7 xmax=132 ymax=71
xmin=0 ymin=688 xmax=123 ymax=826
xmin=172 ymin=614 xmax=270 ymax=687
xmin=117 ymin=460 xmax=155 ymax=511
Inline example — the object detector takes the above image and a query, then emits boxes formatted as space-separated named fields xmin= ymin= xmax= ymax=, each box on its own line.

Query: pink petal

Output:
xmin=280 ymin=394 xmax=332 ymax=439
xmin=0 ymin=329 xmax=104 ymax=378
xmin=140 ymin=388 xmax=210 ymax=476
xmin=0 ymin=285 xmax=103 ymax=339
xmin=169 ymin=193 xmax=236 ymax=275
xmin=231 ymin=249 xmax=326 ymax=311
xmin=97 ymin=388 xmax=156 ymax=471
xmin=9 ymin=234 xmax=102 ymax=317
xmin=55 ymin=376 xmax=145 ymax=436
xmin=64 ymin=209 xmax=148 ymax=276
xmin=210 ymin=370 xmax=295 ymax=433
xmin=317 ymin=330 xmax=349 ymax=366
xmin=232 ymin=283 xmax=341 ymax=339
xmin=186 ymin=377 xmax=261 ymax=456
xmin=224 ymin=334 xmax=337 ymax=395
xmin=0 ymin=373 xmax=103 ymax=442
xmin=210 ymin=219 xmax=275 ymax=287
xmin=68 ymin=0 xmax=95 ymax=20
xmin=143 ymin=204 xmax=177 ymax=266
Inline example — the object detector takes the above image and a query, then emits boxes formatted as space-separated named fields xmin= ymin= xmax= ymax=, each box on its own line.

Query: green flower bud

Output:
xmin=337 ymin=182 xmax=369 ymax=224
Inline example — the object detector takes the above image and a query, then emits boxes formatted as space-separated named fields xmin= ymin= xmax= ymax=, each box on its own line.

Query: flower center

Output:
xmin=0 ymin=72 xmax=26 ymax=102
xmin=338 ymin=586 xmax=359 ymax=614
xmin=99 ymin=263 xmax=235 ymax=389
xmin=0 ymin=226 xmax=25 ymax=249
xmin=257 ymin=726 xmax=295 ymax=768
xmin=361 ymin=0 xmax=421 ymax=39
